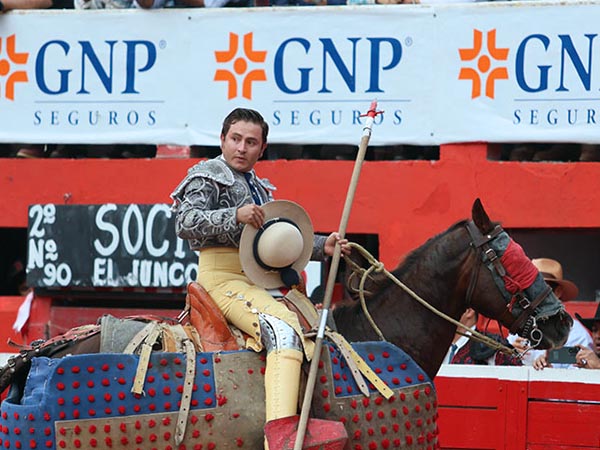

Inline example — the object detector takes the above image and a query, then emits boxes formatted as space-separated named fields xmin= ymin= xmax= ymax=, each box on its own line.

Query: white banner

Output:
xmin=434 ymin=2 xmax=600 ymax=144
xmin=1 ymin=2 xmax=599 ymax=146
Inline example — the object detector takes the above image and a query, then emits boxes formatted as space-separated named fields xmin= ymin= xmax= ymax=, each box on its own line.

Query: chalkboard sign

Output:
xmin=26 ymin=204 xmax=198 ymax=289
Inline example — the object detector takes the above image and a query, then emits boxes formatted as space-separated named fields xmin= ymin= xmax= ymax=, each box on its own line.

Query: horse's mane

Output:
xmin=390 ymin=219 xmax=469 ymax=278
xmin=338 ymin=219 xmax=470 ymax=312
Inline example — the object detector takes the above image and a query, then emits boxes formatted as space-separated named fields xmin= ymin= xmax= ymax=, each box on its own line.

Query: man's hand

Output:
xmin=576 ymin=346 xmax=600 ymax=369
xmin=512 ymin=337 xmax=531 ymax=353
xmin=237 ymin=204 xmax=265 ymax=229
xmin=532 ymin=353 xmax=550 ymax=370
xmin=324 ymin=232 xmax=351 ymax=257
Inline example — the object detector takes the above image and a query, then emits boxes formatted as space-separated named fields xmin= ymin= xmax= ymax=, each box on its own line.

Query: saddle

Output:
xmin=184 ymin=281 xmax=393 ymax=399
xmin=183 ymin=281 xmax=319 ymax=352
xmin=184 ymin=282 xmax=243 ymax=352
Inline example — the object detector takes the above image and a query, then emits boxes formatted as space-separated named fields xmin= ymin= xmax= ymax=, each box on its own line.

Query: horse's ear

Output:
xmin=472 ymin=198 xmax=493 ymax=232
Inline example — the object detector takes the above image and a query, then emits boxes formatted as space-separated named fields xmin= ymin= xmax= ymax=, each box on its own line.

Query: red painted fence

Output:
xmin=436 ymin=365 xmax=600 ymax=449
xmin=3 ymin=144 xmax=600 ymax=268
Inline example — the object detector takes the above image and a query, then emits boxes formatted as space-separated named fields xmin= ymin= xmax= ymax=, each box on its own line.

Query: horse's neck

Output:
xmin=335 ymin=232 xmax=471 ymax=379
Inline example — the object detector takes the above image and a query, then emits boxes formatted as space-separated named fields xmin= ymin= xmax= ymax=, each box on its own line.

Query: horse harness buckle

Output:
xmin=483 ymin=247 xmax=498 ymax=262
xmin=515 ymin=292 xmax=531 ymax=310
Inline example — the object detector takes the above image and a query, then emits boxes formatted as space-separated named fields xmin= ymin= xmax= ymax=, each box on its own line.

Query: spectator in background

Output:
xmin=445 ymin=308 xmax=522 ymax=366
xmin=580 ymin=144 xmax=600 ymax=162
xmin=572 ymin=304 xmax=600 ymax=370
xmin=6 ymin=259 xmax=31 ymax=297
xmin=14 ymin=145 xmax=156 ymax=159
xmin=75 ymin=0 xmax=254 ymax=12
xmin=506 ymin=143 xmax=600 ymax=162
xmin=533 ymin=303 xmax=600 ymax=370
xmin=1 ymin=0 xmax=72 ymax=10
xmin=511 ymin=258 xmax=594 ymax=369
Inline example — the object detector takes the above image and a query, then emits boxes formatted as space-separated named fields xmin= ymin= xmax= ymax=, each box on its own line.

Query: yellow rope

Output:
xmin=343 ymin=242 xmax=521 ymax=358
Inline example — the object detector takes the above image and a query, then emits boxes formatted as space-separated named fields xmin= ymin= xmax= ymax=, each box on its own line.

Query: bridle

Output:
xmin=464 ymin=221 xmax=553 ymax=347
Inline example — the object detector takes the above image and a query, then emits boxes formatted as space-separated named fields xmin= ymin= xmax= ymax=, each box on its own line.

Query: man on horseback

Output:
xmin=170 ymin=107 xmax=349 ymax=448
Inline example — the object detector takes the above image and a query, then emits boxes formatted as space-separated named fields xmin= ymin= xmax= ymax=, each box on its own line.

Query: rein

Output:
xmin=343 ymin=242 xmax=520 ymax=358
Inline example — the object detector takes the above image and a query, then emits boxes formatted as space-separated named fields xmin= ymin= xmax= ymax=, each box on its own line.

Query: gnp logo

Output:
xmin=458 ymin=29 xmax=508 ymax=100
xmin=459 ymin=28 xmax=599 ymax=104
xmin=0 ymin=35 xmax=29 ymax=101
xmin=213 ymin=32 xmax=404 ymax=101
xmin=214 ymin=33 xmax=266 ymax=100
xmin=0 ymin=34 xmax=157 ymax=103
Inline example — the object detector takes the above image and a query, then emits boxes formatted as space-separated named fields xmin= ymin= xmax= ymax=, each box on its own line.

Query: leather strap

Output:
xmin=172 ymin=324 xmax=196 ymax=446
xmin=126 ymin=323 xmax=161 ymax=395
xmin=508 ymin=285 xmax=552 ymax=334
xmin=123 ymin=321 xmax=158 ymax=354
xmin=281 ymin=288 xmax=319 ymax=330
xmin=324 ymin=331 xmax=370 ymax=397
xmin=122 ymin=321 xmax=196 ymax=444
xmin=282 ymin=289 xmax=393 ymax=398
xmin=325 ymin=330 xmax=394 ymax=399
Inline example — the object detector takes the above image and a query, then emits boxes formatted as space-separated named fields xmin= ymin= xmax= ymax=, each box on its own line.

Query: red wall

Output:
xmin=3 ymin=144 xmax=600 ymax=271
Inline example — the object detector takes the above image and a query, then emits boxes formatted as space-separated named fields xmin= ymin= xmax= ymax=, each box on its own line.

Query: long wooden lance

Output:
xmin=292 ymin=100 xmax=382 ymax=450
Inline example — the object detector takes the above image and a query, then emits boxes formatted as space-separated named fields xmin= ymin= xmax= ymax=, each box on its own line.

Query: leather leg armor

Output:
xmin=258 ymin=313 xmax=303 ymax=432
xmin=258 ymin=313 xmax=302 ymax=354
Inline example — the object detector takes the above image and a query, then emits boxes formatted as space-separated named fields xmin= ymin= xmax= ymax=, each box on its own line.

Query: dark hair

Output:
xmin=221 ymin=108 xmax=269 ymax=144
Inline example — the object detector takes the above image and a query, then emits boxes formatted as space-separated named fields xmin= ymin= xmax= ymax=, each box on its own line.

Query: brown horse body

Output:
xmin=0 ymin=200 xmax=572 ymax=450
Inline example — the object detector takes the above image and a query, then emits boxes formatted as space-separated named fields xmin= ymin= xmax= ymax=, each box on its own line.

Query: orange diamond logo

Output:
xmin=458 ymin=29 xmax=509 ymax=99
xmin=0 ymin=34 xmax=29 ymax=101
xmin=214 ymin=32 xmax=267 ymax=100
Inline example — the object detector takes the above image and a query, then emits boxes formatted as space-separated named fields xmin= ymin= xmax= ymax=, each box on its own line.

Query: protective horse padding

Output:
xmin=310 ymin=341 xmax=440 ymax=449
xmin=0 ymin=341 xmax=439 ymax=450
xmin=3 ymin=351 xmax=267 ymax=449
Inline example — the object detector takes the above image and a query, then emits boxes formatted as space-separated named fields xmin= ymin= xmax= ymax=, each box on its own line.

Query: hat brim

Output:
xmin=545 ymin=278 xmax=579 ymax=302
xmin=240 ymin=200 xmax=314 ymax=289
xmin=575 ymin=313 xmax=597 ymax=331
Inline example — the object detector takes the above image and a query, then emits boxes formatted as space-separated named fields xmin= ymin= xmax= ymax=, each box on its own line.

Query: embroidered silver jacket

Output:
xmin=170 ymin=156 xmax=326 ymax=260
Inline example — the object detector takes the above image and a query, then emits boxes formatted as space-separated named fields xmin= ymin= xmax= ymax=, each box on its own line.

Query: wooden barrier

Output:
xmin=435 ymin=365 xmax=600 ymax=449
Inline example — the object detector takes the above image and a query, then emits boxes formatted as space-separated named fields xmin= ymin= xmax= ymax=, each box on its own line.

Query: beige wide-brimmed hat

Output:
xmin=240 ymin=200 xmax=314 ymax=289
xmin=532 ymin=258 xmax=579 ymax=301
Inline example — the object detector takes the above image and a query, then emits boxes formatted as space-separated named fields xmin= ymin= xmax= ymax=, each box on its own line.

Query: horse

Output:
xmin=0 ymin=199 xmax=572 ymax=450
xmin=334 ymin=198 xmax=572 ymax=380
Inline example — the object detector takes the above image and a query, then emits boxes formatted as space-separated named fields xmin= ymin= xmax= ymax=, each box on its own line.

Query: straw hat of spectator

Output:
xmin=532 ymin=258 xmax=578 ymax=301
xmin=240 ymin=200 xmax=314 ymax=289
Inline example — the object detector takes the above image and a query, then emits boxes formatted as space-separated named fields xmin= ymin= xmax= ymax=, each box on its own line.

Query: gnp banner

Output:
xmin=0 ymin=3 xmax=599 ymax=146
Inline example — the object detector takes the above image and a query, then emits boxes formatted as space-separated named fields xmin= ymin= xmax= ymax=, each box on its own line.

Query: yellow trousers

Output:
xmin=197 ymin=247 xmax=314 ymax=358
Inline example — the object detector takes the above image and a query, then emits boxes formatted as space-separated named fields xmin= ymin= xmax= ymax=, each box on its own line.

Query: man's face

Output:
xmin=221 ymin=120 xmax=266 ymax=173
xmin=591 ymin=321 xmax=600 ymax=356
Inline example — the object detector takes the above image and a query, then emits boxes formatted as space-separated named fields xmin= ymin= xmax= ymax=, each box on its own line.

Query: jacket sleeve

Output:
xmin=311 ymin=234 xmax=328 ymax=261
xmin=174 ymin=177 xmax=239 ymax=240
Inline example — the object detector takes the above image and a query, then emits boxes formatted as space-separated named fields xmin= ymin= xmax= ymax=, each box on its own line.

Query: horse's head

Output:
xmin=464 ymin=199 xmax=572 ymax=349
